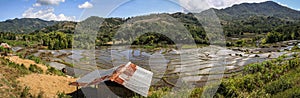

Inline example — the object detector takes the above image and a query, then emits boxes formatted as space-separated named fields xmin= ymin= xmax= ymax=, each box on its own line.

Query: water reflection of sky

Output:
xmin=14 ymin=45 xmax=298 ymax=87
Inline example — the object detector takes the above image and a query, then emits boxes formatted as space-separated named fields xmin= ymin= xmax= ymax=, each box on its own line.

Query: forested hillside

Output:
xmin=0 ymin=18 xmax=60 ymax=33
xmin=0 ymin=1 xmax=300 ymax=49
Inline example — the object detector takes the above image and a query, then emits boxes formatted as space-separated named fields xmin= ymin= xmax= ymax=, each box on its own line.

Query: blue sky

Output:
xmin=0 ymin=0 xmax=299 ymax=21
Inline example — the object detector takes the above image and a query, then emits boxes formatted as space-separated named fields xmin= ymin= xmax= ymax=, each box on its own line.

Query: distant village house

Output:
xmin=0 ymin=43 xmax=11 ymax=49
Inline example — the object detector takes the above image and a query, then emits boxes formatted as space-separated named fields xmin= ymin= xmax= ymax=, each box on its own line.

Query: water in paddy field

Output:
xmin=14 ymin=45 xmax=297 ymax=87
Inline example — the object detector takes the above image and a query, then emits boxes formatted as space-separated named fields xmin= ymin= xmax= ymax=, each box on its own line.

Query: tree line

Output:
xmin=1 ymin=13 xmax=300 ymax=49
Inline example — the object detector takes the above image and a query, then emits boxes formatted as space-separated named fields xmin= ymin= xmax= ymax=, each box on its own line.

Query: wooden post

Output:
xmin=76 ymin=86 xmax=79 ymax=98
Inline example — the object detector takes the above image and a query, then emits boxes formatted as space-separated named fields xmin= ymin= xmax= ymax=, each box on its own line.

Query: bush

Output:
xmin=190 ymin=88 xmax=203 ymax=98
xmin=292 ymin=46 xmax=300 ymax=51
xmin=20 ymin=86 xmax=33 ymax=98
xmin=27 ymin=55 xmax=42 ymax=64
xmin=29 ymin=64 xmax=43 ymax=73
xmin=264 ymin=78 xmax=292 ymax=94
xmin=47 ymin=67 xmax=65 ymax=76
xmin=37 ymin=91 xmax=45 ymax=98
xmin=57 ymin=92 xmax=72 ymax=98
xmin=272 ymin=87 xmax=300 ymax=98
xmin=216 ymin=57 xmax=300 ymax=97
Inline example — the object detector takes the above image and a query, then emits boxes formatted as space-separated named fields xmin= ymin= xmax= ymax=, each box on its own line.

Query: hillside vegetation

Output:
xmin=139 ymin=54 xmax=300 ymax=98
xmin=0 ymin=1 xmax=299 ymax=49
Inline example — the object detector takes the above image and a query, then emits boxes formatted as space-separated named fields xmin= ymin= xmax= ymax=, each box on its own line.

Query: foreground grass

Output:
xmin=0 ymin=57 xmax=69 ymax=97
xmin=0 ymin=57 xmax=31 ymax=97
xmin=215 ymin=54 xmax=300 ymax=98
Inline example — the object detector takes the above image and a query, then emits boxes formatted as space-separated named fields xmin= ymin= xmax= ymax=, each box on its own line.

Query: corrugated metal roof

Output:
xmin=70 ymin=62 xmax=153 ymax=97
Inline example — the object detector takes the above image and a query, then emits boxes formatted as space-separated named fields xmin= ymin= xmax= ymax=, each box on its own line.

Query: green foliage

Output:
xmin=189 ymin=88 xmax=204 ymax=98
xmin=0 ymin=58 xmax=31 ymax=74
xmin=272 ymin=87 xmax=300 ymax=98
xmin=0 ymin=46 xmax=12 ymax=54
xmin=27 ymin=55 xmax=42 ymax=64
xmin=0 ymin=18 xmax=58 ymax=34
xmin=42 ymin=32 xmax=73 ymax=50
xmin=57 ymin=92 xmax=72 ymax=98
xmin=37 ymin=91 xmax=45 ymax=98
xmin=235 ymin=40 xmax=247 ymax=47
xmin=20 ymin=86 xmax=33 ymax=98
xmin=0 ymin=46 xmax=5 ymax=52
xmin=264 ymin=78 xmax=292 ymax=94
xmin=29 ymin=64 xmax=43 ymax=74
xmin=132 ymin=32 xmax=175 ymax=46
xmin=0 ymin=1 xmax=300 ymax=49
xmin=263 ymin=32 xmax=285 ymax=43
xmin=54 ymin=60 xmax=74 ymax=67
xmin=47 ymin=67 xmax=65 ymax=76
xmin=216 ymin=57 xmax=300 ymax=97
xmin=292 ymin=46 xmax=300 ymax=51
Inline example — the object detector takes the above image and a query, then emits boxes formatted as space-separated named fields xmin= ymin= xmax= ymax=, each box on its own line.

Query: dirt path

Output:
xmin=5 ymin=56 xmax=48 ymax=72
xmin=17 ymin=74 xmax=77 ymax=97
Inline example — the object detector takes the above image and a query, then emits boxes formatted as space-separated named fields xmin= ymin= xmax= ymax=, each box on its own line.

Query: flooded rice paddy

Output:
xmin=12 ymin=45 xmax=299 ymax=87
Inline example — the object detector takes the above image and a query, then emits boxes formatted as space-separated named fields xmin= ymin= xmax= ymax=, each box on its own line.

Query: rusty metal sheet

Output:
xmin=70 ymin=62 xmax=153 ymax=97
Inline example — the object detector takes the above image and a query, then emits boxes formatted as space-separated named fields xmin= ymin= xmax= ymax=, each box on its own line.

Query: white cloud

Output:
xmin=179 ymin=0 xmax=268 ymax=12
xmin=78 ymin=1 xmax=93 ymax=9
xmin=34 ymin=0 xmax=65 ymax=6
xmin=33 ymin=3 xmax=41 ymax=7
xmin=22 ymin=7 xmax=76 ymax=21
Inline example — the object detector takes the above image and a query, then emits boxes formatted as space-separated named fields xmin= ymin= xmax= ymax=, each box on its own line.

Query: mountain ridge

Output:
xmin=214 ymin=1 xmax=300 ymax=21
xmin=0 ymin=18 xmax=60 ymax=33
xmin=0 ymin=1 xmax=299 ymax=33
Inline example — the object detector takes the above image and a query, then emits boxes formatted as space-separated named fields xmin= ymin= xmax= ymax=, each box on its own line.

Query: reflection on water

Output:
xmin=14 ymin=45 xmax=297 ymax=87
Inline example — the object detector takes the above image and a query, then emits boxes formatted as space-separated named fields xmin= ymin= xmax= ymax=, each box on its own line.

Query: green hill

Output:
xmin=0 ymin=18 xmax=59 ymax=33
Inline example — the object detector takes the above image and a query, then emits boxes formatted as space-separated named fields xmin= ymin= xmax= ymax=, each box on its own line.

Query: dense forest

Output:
xmin=0 ymin=1 xmax=300 ymax=50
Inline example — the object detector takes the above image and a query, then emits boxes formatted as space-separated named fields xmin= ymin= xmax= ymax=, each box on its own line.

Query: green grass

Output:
xmin=215 ymin=55 xmax=300 ymax=97
xmin=29 ymin=64 xmax=43 ymax=74
xmin=2 ymin=39 xmax=39 ymax=47
xmin=0 ymin=57 xmax=32 ymax=97
xmin=46 ymin=67 xmax=65 ymax=76
xmin=54 ymin=60 xmax=74 ymax=67
xmin=27 ymin=55 xmax=43 ymax=64
xmin=0 ymin=57 xmax=68 ymax=97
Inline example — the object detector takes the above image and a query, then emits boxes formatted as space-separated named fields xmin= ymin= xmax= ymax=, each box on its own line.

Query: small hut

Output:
xmin=69 ymin=62 xmax=153 ymax=97
xmin=0 ymin=43 xmax=12 ymax=56
xmin=0 ymin=43 xmax=11 ymax=49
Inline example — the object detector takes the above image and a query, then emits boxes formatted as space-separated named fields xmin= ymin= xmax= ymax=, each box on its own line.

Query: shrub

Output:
xmin=37 ymin=91 xmax=45 ymax=98
xmin=264 ymin=78 xmax=292 ymax=94
xmin=29 ymin=64 xmax=43 ymax=73
xmin=20 ymin=86 xmax=33 ymax=98
xmin=272 ymin=87 xmax=300 ymax=98
xmin=216 ymin=57 xmax=300 ymax=97
xmin=190 ymin=88 xmax=203 ymax=98
xmin=27 ymin=55 xmax=42 ymax=64
xmin=291 ymin=46 xmax=300 ymax=51
xmin=47 ymin=67 xmax=65 ymax=76
xmin=57 ymin=92 xmax=72 ymax=98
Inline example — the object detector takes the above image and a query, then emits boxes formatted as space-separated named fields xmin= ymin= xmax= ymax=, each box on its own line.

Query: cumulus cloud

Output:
xmin=78 ymin=1 xmax=93 ymax=9
xmin=33 ymin=3 xmax=41 ymax=7
xmin=22 ymin=7 xmax=76 ymax=21
xmin=179 ymin=0 xmax=268 ymax=12
xmin=34 ymin=0 xmax=65 ymax=6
